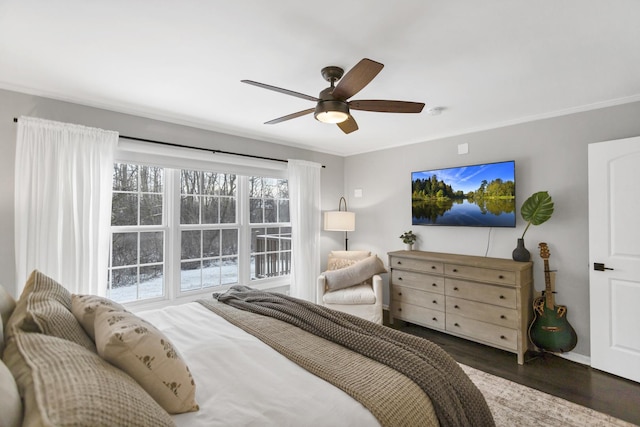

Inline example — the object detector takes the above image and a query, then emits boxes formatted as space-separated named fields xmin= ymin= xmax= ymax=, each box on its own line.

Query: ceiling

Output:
xmin=1 ymin=1 xmax=640 ymax=156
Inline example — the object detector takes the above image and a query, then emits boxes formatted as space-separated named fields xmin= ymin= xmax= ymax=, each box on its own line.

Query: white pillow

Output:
xmin=327 ymin=250 xmax=371 ymax=270
xmin=93 ymin=305 xmax=199 ymax=414
xmin=323 ymin=255 xmax=387 ymax=292
xmin=0 ymin=359 xmax=21 ymax=427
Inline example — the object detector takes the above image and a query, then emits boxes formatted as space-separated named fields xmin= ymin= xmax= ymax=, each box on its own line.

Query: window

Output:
xmin=179 ymin=170 xmax=238 ymax=292
xmin=107 ymin=163 xmax=290 ymax=303
xmin=109 ymin=164 xmax=165 ymax=302
xmin=249 ymin=177 xmax=291 ymax=280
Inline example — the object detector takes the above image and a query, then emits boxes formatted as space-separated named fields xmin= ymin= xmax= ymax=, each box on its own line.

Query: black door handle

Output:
xmin=594 ymin=262 xmax=614 ymax=271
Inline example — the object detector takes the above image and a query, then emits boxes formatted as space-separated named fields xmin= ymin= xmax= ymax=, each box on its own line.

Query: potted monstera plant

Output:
xmin=513 ymin=191 xmax=554 ymax=261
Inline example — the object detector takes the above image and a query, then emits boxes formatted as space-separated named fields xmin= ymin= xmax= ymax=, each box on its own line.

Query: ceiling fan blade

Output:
xmin=241 ymin=80 xmax=318 ymax=102
xmin=331 ymin=58 xmax=384 ymax=101
xmin=264 ymin=108 xmax=315 ymax=124
xmin=349 ymin=100 xmax=425 ymax=113
xmin=337 ymin=115 xmax=359 ymax=134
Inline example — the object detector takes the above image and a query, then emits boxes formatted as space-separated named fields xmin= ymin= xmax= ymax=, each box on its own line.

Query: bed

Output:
xmin=1 ymin=270 xmax=494 ymax=427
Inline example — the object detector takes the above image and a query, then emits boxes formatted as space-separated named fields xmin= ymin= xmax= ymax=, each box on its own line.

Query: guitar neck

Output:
xmin=543 ymin=258 xmax=554 ymax=309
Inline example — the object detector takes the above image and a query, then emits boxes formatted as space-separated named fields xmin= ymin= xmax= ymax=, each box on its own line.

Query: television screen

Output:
xmin=411 ymin=160 xmax=516 ymax=227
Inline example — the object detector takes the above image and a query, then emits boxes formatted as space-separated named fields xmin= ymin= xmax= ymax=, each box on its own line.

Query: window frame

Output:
xmin=112 ymin=139 xmax=290 ymax=310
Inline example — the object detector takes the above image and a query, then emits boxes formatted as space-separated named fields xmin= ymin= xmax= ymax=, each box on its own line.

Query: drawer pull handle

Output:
xmin=454 ymin=323 xmax=460 ymax=327
xmin=453 ymin=287 xmax=459 ymax=291
xmin=398 ymin=277 xmax=403 ymax=281
xmin=398 ymin=308 xmax=402 ymax=312
xmin=432 ymin=300 xmax=437 ymax=304
xmin=452 ymin=268 xmax=458 ymax=272
xmin=500 ymin=315 xmax=506 ymax=319
xmin=454 ymin=305 xmax=459 ymax=309
xmin=431 ymin=266 xmax=436 ymax=270
xmin=500 ymin=335 xmax=506 ymax=340
xmin=397 ymin=261 xmax=402 ymax=265
xmin=432 ymin=317 xmax=437 ymax=321
xmin=432 ymin=283 xmax=437 ymax=287
xmin=498 ymin=275 xmax=504 ymax=279
xmin=499 ymin=295 xmax=505 ymax=299
xmin=398 ymin=292 xmax=402 ymax=296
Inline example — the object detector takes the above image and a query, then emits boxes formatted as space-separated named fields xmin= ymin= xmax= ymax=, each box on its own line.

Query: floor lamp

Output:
xmin=324 ymin=197 xmax=356 ymax=251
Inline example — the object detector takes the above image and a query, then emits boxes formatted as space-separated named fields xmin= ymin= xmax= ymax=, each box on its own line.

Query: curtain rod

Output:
xmin=13 ymin=117 xmax=325 ymax=168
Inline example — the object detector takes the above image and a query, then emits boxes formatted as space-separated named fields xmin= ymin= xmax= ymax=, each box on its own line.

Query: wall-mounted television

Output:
xmin=411 ymin=160 xmax=516 ymax=227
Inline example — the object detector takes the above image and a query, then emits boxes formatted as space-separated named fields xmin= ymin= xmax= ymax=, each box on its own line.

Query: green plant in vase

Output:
xmin=513 ymin=191 xmax=554 ymax=261
xmin=400 ymin=230 xmax=417 ymax=250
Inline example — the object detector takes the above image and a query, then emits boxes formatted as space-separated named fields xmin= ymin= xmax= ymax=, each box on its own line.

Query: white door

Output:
xmin=588 ymin=136 xmax=640 ymax=383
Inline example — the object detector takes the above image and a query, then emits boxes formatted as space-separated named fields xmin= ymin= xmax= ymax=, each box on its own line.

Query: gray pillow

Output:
xmin=323 ymin=255 xmax=386 ymax=292
xmin=8 ymin=331 xmax=175 ymax=427
xmin=7 ymin=270 xmax=96 ymax=352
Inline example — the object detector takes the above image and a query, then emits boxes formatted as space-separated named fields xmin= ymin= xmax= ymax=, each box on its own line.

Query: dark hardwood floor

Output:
xmin=385 ymin=313 xmax=640 ymax=426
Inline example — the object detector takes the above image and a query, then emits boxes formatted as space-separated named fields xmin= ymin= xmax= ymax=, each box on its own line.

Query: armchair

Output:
xmin=316 ymin=251 xmax=384 ymax=324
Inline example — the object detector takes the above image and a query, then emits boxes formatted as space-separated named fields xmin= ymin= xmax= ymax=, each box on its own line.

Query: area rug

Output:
xmin=460 ymin=364 xmax=636 ymax=426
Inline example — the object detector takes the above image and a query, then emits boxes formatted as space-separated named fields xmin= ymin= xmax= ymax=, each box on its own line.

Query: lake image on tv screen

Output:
xmin=412 ymin=161 xmax=516 ymax=227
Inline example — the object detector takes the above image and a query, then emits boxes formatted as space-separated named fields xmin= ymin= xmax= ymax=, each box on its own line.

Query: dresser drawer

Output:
xmin=389 ymin=256 xmax=444 ymax=274
xmin=446 ymin=313 xmax=518 ymax=351
xmin=445 ymin=278 xmax=516 ymax=309
xmin=391 ymin=302 xmax=444 ymax=330
xmin=446 ymin=296 xmax=517 ymax=328
xmin=392 ymin=285 xmax=445 ymax=311
xmin=391 ymin=270 xmax=444 ymax=293
xmin=445 ymin=264 xmax=515 ymax=285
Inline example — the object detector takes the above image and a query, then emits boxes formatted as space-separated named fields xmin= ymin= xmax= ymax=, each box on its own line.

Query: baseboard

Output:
xmin=555 ymin=351 xmax=591 ymax=366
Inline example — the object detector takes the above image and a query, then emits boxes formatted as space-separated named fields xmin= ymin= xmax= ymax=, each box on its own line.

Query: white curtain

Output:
xmin=15 ymin=116 xmax=118 ymax=295
xmin=287 ymin=159 xmax=321 ymax=301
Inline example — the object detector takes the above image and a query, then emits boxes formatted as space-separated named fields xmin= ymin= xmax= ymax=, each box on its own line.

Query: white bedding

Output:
xmin=138 ymin=301 xmax=380 ymax=427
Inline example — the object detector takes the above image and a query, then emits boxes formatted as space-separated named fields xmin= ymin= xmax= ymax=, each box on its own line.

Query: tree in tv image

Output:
xmin=411 ymin=161 xmax=516 ymax=227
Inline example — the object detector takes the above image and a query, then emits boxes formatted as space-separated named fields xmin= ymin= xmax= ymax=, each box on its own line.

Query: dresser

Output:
xmin=388 ymin=250 xmax=533 ymax=364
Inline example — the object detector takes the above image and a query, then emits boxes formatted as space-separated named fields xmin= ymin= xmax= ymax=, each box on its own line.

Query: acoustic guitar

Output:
xmin=528 ymin=242 xmax=577 ymax=353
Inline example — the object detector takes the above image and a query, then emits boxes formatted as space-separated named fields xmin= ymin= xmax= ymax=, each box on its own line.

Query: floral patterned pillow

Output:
xmin=71 ymin=294 xmax=127 ymax=340
xmin=93 ymin=305 xmax=199 ymax=414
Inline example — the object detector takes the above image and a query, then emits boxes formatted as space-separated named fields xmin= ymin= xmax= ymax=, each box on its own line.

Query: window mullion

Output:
xmin=238 ymin=176 xmax=250 ymax=285
xmin=166 ymin=168 xmax=180 ymax=300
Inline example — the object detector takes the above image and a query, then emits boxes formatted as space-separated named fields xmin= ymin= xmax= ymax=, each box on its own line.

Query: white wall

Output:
xmin=4 ymin=87 xmax=640 ymax=360
xmin=343 ymin=100 xmax=640 ymax=358
xmin=0 ymin=88 xmax=346 ymax=297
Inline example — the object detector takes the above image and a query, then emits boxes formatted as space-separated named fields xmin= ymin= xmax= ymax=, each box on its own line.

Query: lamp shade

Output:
xmin=324 ymin=211 xmax=355 ymax=231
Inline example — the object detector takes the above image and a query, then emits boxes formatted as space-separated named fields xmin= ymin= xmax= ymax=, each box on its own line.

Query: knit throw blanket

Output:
xmin=207 ymin=286 xmax=495 ymax=427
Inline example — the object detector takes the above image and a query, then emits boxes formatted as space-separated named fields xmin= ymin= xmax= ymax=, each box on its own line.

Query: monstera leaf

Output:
xmin=520 ymin=191 xmax=554 ymax=238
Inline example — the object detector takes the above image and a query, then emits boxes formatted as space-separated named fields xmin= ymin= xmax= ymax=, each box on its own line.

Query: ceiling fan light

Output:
xmin=314 ymin=101 xmax=349 ymax=124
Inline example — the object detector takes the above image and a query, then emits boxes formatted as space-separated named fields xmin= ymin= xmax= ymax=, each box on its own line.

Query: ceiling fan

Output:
xmin=241 ymin=58 xmax=425 ymax=134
